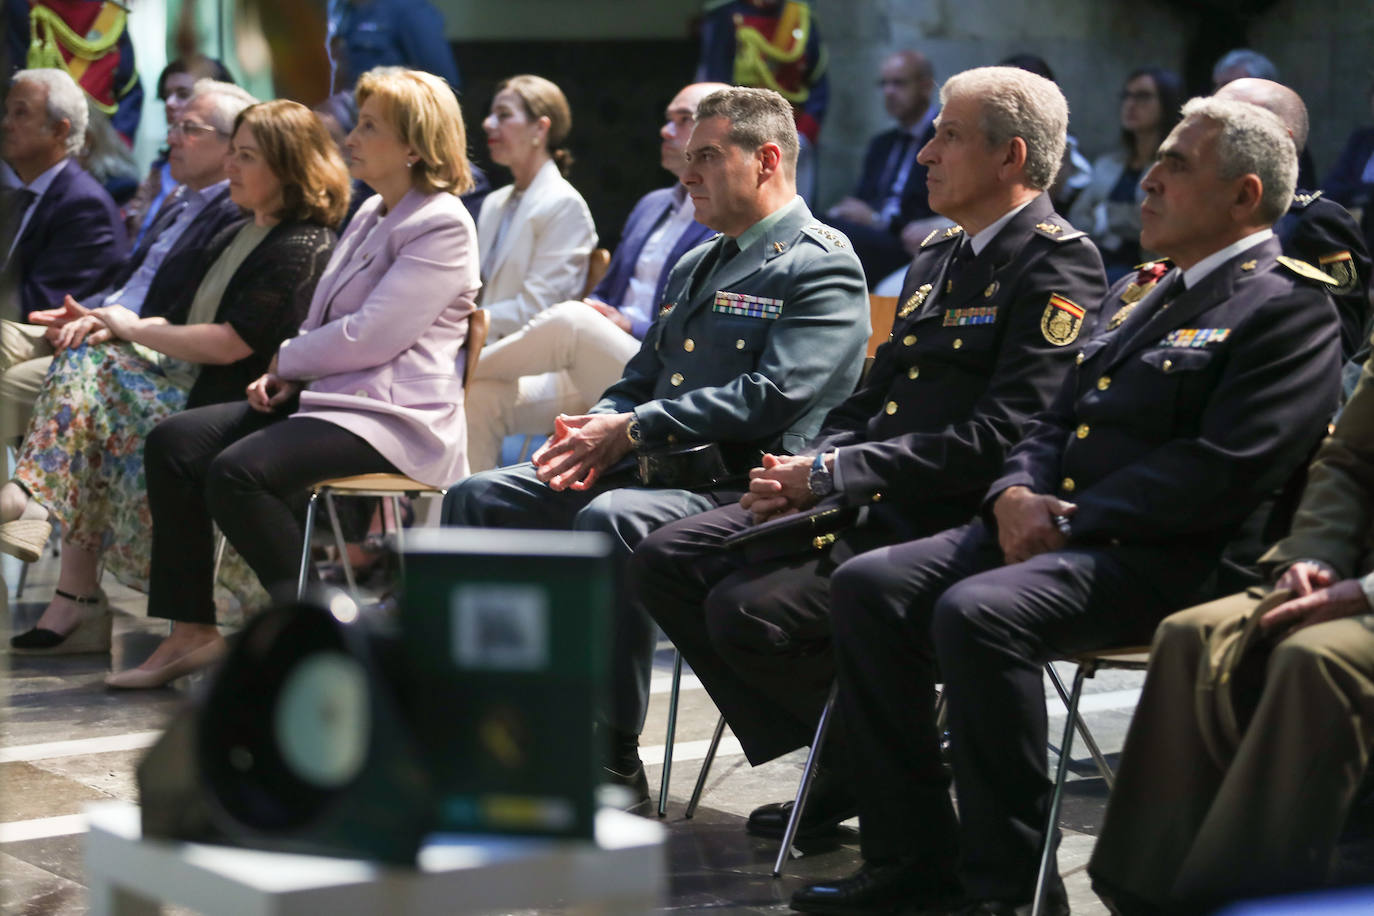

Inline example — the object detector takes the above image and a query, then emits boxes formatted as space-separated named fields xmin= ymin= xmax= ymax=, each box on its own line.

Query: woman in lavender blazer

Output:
xmin=106 ymin=68 xmax=481 ymax=688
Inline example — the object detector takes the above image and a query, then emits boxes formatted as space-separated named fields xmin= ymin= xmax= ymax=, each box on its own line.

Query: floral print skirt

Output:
xmin=14 ymin=341 xmax=267 ymax=611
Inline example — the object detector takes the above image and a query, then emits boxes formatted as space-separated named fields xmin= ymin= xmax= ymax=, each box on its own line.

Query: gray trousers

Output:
xmin=1089 ymin=591 xmax=1374 ymax=909
xmin=442 ymin=462 xmax=728 ymax=734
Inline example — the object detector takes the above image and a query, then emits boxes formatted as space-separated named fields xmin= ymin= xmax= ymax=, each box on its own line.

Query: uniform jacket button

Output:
xmin=684 ymin=338 xmax=695 ymax=352
xmin=1062 ymin=477 xmax=1076 ymax=492
xmin=670 ymin=372 xmax=684 ymax=386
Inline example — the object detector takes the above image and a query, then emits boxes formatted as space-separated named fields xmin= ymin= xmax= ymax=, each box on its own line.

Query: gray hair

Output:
xmin=1212 ymin=49 xmax=1278 ymax=84
xmin=12 ymin=68 xmax=87 ymax=156
xmin=694 ymin=87 xmax=799 ymax=176
xmin=939 ymin=66 xmax=1068 ymax=191
xmin=1179 ymin=96 xmax=1296 ymax=223
xmin=189 ymin=79 xmax=257 ymax=135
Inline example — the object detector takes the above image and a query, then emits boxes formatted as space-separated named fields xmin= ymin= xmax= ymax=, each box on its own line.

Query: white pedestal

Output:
xmin=84 ymin=802 xmax=665 ymax=916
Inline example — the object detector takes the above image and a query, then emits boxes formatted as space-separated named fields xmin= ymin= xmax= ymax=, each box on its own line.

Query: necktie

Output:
xmin=877 ymin=134 xmax=917 ymax=225
xmin=2 ymin=188 xmax=37 ymax=264
xmin=943 ymin=238 xmax=975 ymax=292
xmin=695 ymin=237 xmax=739 ymax=296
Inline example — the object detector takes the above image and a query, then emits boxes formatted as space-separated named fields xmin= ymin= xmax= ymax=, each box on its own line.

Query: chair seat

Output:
xmin=312 ymin=473 xmax=445 ymax=495
xmin=1069 ymin=646 xmax=1150 ymax=667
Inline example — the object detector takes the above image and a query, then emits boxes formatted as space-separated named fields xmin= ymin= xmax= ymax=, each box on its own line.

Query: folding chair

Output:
xmin=657 ymin=649 xmax=838 ymax=877
xmin=1032 ymin=647 xmax=1151 ymax=916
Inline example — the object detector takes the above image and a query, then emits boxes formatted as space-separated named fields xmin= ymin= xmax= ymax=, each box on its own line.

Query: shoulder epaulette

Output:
xmin=920 ymin=224 xmax=964 ymax=247
xmin=1276 ymin=254 xmax=1338 ymax=285
xmin=803 ymin=222 xmax=849 ymax=250
xmin=1031 ymin=216 xmax=1087 ymax=242
xmin=1290 ymin=190 xmax=1323 ymax=210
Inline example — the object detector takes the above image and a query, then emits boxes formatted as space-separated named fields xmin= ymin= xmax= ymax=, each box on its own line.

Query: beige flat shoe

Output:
xmin=0 ymin=518 xmax=52 ymax=564
xmin=105 ymin=637 xmax=227 ymax=690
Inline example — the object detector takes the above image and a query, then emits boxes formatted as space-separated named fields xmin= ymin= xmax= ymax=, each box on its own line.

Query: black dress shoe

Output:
xmin=791 ymin=861 xmax=959 ymax=914
xmin=602 ymin=762 xmax=651 ymax=812
xmin=747 ymin=768 xmax=857 ymax=838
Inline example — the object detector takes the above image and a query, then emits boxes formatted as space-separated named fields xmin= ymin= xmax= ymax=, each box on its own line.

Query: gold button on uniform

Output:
xmin=885 ymin=401 xmax=898 ymax=415
xmin=1162 ymin=359 xmax=1173 ymax=372
xmin=1096 ymin=376 xmax=1111 ymax=390
xmin=735 ymin=339 xmax=746 ymax=350
xmin=667 ymin=434 xmax=678 ymax=444
xmin=952 ymin=338 xmax=963 ymax=349
xmin=908 ymin=366 xmax=920 ymax=379
xmin=1075 ymin=352 xmax=1085 ymax=365
xmin=903 ymin=334 xmax=917 ymax=346
xmin=683 ymin=338 xmax=695 ymax=352
xmin=670 ymin=372 xmax=684 ymax=386
xmin=1076 ymin=423 xmax=1090 ymax=439
xmin=871 ymin=492 xmax=883 ymax=502
xmin=1062 ymin=477 xmax=1076 ymax=493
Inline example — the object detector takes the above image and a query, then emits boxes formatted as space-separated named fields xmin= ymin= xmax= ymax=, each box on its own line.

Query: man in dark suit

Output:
xmin=825 ymin=50 xmax=939 ymax=285
xmin=0 ymin=79 xmax=252 ymax=441
xmin=794 ymin=98 xmax=1343 ymax=915
xmin=443 ymin=88 xmax=870 ymax=808
xmin=1216 ymin=78 xmax=1371 ymax=362
xmin=630 ymin=65 xmax=1106 ymax=839
xmin=463 ymin=81 xmax=725 ymax=471
xmin=0 ymin=68 xmax=125 ymax=321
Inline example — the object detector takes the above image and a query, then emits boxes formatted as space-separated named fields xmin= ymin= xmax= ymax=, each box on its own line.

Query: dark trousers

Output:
xmin=441 ymin=463 xmax=731 ymax=734
xmin=830 ymin=519 xmax=1212 ymax=901
xmin=144 ymin=401 xmax=395 ymax=624
xmin=631 ymin=501 xmax=896 ymax=764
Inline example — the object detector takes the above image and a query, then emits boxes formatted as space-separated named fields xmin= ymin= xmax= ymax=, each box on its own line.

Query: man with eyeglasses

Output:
xmin=824 ymin=50 xmax=939 ymax=285
xmin=0 ymin=79 xmax=255 ymax=442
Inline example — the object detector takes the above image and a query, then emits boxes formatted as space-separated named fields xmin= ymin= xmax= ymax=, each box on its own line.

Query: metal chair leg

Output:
xmin=1033 ymin=663 xmax=1087 ymax=916
xmin=772 ymin=682 xmax=839 ymax=878
xmin=1045 ymin=662 xmax=1114 ymax=788
xmin=390 ymin=495 xmax=407 ymax=585
xmin=322 ymin=490 xmax=358 ymax=597
xmin=658 ymin=650 xmax=683 ymax=817
xmin=296 ymin=491 xmax=320 ymax=599
xmin=685 ymin=714 xmax=726 ymax=818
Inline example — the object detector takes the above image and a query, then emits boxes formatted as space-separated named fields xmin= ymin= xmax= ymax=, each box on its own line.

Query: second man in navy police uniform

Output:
xmin=442 ymin=87 xmax=869 ymax=806
xmin=794 ymin=97 xmax=1343 ymax=915
xmin=630 ymin=66 xmax=1107 ymax=836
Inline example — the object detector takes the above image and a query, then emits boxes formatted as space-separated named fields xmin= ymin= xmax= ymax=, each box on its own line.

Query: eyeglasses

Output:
xmin=169 ymin=120 xmax=223 ymax=138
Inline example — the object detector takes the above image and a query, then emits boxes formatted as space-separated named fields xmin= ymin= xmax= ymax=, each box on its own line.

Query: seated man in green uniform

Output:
xmin=442 ymin=87 xmax=869 ymax=808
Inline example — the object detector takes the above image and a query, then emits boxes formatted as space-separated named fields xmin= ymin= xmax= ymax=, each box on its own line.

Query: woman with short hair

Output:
xmin=103 ymin=68 xmax=482 ymax=688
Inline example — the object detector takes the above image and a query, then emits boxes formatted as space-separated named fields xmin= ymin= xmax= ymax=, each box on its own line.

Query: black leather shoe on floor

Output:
xmin=602 ymin=762 xmax=651 ymax=813
xmin=747 ymin=769 xmax=857 ymax=838
xmin=791 ymin=861 xmax=959 ymax=914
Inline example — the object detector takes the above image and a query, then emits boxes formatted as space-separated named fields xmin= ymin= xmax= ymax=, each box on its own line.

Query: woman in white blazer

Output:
xmin=105 ymin=68 xmax=482 ymax=688
xmin=476 ymin=74 xmax=596 ymax=340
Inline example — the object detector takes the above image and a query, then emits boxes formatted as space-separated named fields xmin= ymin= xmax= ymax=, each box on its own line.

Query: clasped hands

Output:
xmin=740 ymin=453 xmax=819 ymax=524
xmin=29 ymin=296 xmax=142 ymax=349
xmin=991 ymin=485 xmax=1076 ymax=565
xmin=246 ymin=354 xmax=302 ymax=414
xmin=531 ymin=412 xmax=634 ymax=491
xmin=1259 ymin=560 xmax=1371 ymax=638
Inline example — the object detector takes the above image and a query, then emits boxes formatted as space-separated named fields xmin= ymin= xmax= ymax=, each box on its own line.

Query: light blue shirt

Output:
xmin=91 ymin=179 xmax=228 ymax=315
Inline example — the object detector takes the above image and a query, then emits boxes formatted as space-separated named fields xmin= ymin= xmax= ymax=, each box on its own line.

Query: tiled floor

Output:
xmin=1 ymin=549 xmax=1140 ymax=914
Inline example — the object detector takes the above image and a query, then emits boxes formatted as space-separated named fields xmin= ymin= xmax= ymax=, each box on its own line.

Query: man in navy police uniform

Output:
xmin=442 ymin=87 xmax=869 ymax=807
xmin=630 ymin=65 xmax=1107 ymax=839
xmin=794 ymin=96 xmax=1344 ymax=915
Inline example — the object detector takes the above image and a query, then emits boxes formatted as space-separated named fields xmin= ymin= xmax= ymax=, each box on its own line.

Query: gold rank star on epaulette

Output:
xmin=921 ymin=225 xmax=964 ymax=247
xmin=1035 ymin=221 xmax=1062 ymax=234
xmin=808 ymin=223 xmax=848 ymax=249
xmin=1291 ymin=191 xmax=1322 ymax=208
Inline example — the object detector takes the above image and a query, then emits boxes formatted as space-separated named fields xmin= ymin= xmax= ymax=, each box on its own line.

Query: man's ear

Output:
xmin=999 ymin=136 xmax=1029 ymax=181
xmin=756 ymin=141 xmax=782 ymax=180
xmin=50 ymin=117 xmax=72 ymax=147
xmin=1233 ymin=173 xmax=1264 ymax=219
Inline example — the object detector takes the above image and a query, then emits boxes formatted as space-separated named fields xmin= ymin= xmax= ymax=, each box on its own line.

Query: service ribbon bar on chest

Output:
xmin=942 ymin=305 xmax=998 ymax=327
xmin=713 ymin=290 xmax=784 ymax=319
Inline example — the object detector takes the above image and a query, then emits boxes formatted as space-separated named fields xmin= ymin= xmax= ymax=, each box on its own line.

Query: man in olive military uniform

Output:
xmin=1089 ymin=353 xmax=1374 ymax=915
xmin=442 ymin=88 xmax=868 ymax=807
xmin=793 ymin=98 xmax=1343 ymax=915
xmin=629 ymin=66 xmax=1106 ymax=838
xmin=1216 ymin=78 xmax=1371 ymax=361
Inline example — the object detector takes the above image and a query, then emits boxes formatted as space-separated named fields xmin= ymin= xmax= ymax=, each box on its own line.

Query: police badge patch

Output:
xmin=1319 ymin=251 xmax=1359 ymax=295
xmin=1041 ymin=294 xmax=1084 ymax=346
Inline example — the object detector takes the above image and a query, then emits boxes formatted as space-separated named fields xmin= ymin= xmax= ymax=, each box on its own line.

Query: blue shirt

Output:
xmin=92 ymin=179 xmax=229 ymax=315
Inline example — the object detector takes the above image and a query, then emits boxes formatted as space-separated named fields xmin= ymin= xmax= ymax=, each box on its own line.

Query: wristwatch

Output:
xmin=808 ymin=452 xmax=834 ymax=497
xmin=626 ymin=417 xmax=644 ymax=449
